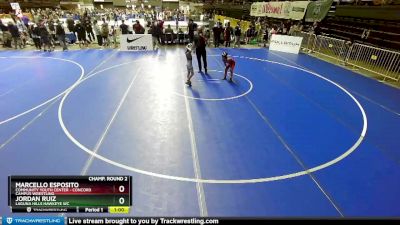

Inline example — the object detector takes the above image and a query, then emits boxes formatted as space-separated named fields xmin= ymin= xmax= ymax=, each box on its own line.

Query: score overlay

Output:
xmin=8 ymin=176 xmax=132 ymax=213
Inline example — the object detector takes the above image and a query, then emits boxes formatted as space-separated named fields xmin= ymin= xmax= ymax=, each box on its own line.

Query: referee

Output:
xmin=193 ymin=28 xmax=208 ymax=74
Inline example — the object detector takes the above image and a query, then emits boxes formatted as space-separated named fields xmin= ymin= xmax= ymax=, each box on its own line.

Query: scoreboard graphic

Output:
xmin=8 ymin=176 xmax=132 ymax=213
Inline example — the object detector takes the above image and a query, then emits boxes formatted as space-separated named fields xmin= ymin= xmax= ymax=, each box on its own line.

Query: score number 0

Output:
xmin=118 ymin=185 xmax=126 ymax=205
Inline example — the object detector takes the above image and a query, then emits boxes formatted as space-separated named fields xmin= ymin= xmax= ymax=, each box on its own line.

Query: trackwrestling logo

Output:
xmin=2 ymin=217 xmax=64 ymax=225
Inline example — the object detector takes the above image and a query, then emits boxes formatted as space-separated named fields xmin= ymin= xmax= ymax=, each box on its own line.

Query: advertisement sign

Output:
xmin=269 ymin=34 xmax=303 ymax=54
xmin=250 ymin=1 xmax=309 ymax=20
xmin=120 ymin=34 xmax=153 ymax=51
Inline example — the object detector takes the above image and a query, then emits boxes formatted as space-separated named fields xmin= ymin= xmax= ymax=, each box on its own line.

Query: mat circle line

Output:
xmin=58 ymin=56 xmax=367 ymax=184
xmin=173 ymin=69 xmax=253 ymax=101
xmin=0 ymin=56 xmax=84 ymax=125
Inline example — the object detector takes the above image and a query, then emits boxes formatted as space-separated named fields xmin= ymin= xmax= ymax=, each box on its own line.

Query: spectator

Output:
xmin=177 ymin=28 xmax=185 ymax=44
xmin=224 ymin=22 xmax=232 ymax=47
xmin=0 ymin=20 xmax=12 ymax=48
xmin=175 ymin=13 xmax=179 ymax=31
xmin=101 ymin=18 xmax=110 ymax=47
xmin=31 ymin=24 xmax=42 ymax=50
xmin=156 ymin=21 xmax=164 ymax=45
xmin=234 ymin=24 xmax=241 ymax=48
xmin=216 ymin=19 xmax=222 ymax=27
xmin=48 ymin=19 xmax=56 ymax=42
xmin=39 ymin=22 xmax=52 ymax=52
xmin=288 ymin=23 xmax=297 ymax=36
xmin=21 ymin=14 xmax=30 ymax=28
xmin=165 ymin=24 xmax=173 ymax=34
xmin=262 ymin=28 xmax=268 ymax=47
xmin=66 ymin=15 xmax=75 ymax=35
xmin=133 ymin=20 xmax=144 ymax=34
xmin=204 ymin=29 xmax=211 ymax=47
xmin=120 ymin=20 xmax=129 ymax=35
xmin=245 ymin=25 xmax=254 ymax=44
xmin=188 ymin=19 xmax=196 ymax=43
xmin=56 ymin=20 xmax=68 ymax=51
xmin=110 ymin=25 xmax=118 ymax=48
xmin=282 ymin=23 xmax=288 ymax=35
xmin=75 ymin=20 xmax=88 ymax=48
xmin=8 ymin=22 xmax=22 ymax=49
xmin=298 ymin=22 xmax=303 ymax=32
xmin=93 ymin=20 xmax=103 ymax=46
xmin=149 ymin=21 xmax=160 ymax=50
xmin=164 ymin=24 xmax=174 ymax=44
xmin=312 ymin=22 xmax=321 ymax=36
xmin=85 ymin=17 xmax=95 ymax=42
xmin=212 ymin=23 xmax=222 ymax=47
xmin=269 ymin=26 xmax=277 ymax=41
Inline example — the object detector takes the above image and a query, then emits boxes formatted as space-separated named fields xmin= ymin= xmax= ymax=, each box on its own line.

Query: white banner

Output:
xmin=120 ymin=34 xmax=153 ymax=51
xmin=250 ymin=1 xmax=309 ymax=20
xmin=269 ymin=34 xmax=303 ymax=54
xmin=10 ymin=3 xmax=20 ymax=10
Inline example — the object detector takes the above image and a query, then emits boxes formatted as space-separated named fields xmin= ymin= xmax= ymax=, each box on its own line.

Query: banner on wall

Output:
xmin=250 ymin=1 xmax=310 ymax=20
xmin=269 ymin=34 xmax=303 ymax=54
xmin=214 ymin=15 xmax=251 ymax=32
xmin=305 ymin=0 xmax=334 ymax=22
xmin=120 ymin=34 xmax=153 ymax=51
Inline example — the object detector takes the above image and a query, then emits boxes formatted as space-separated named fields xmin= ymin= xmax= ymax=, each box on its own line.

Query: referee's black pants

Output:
xmin=196 ymin=48 xmax=207 ymax=71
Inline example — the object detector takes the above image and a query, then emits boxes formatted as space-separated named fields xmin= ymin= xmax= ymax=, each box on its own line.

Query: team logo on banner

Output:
xmin=6 ymin=217 xmax=13 ymax=224
xmin=251 ymin=4 xmax=259 ymax=15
